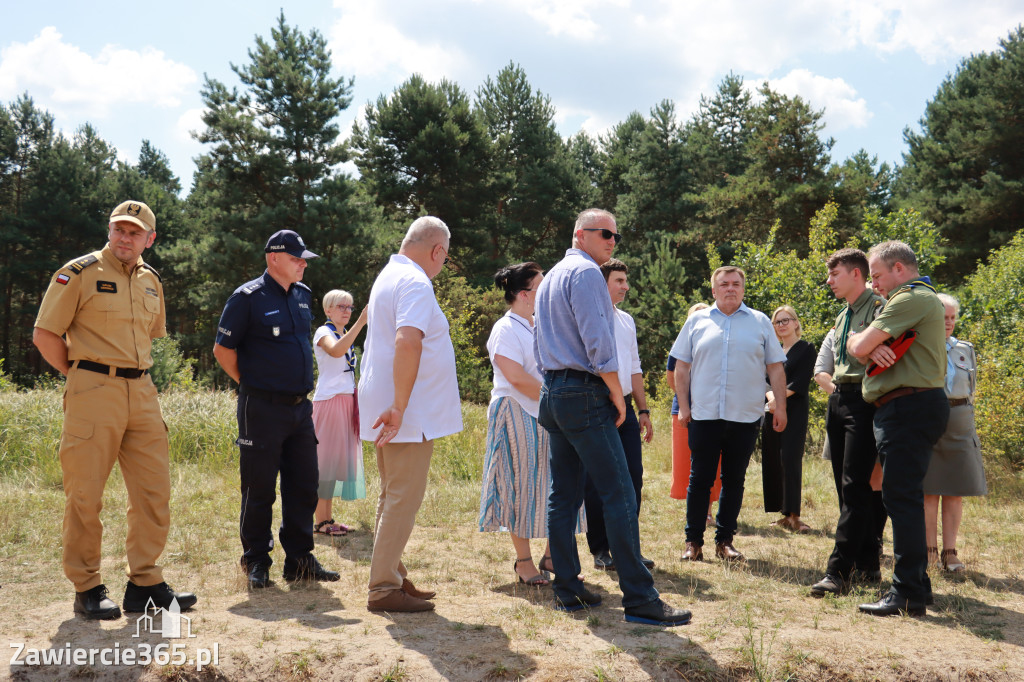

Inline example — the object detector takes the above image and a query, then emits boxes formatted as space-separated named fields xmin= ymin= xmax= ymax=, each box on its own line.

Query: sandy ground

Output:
xmin=5 ymin=506 xmax=1024 ymax=682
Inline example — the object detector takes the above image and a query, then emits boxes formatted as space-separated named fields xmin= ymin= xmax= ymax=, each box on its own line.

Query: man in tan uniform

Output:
xmin=34 ymin=200 xmax=196 ymax=620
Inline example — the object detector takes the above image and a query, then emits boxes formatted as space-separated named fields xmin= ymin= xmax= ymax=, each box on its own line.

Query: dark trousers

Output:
xmin=539 ymin=371 xmax=658 ymax=609
xmin=760 ymin=418 xmax=802 ymax=515
xmin=236 ymin=392 xmax=319 ymax=570
xmin=685 ymin=419 xmax=760 ymax=546
xmin=826 ymin=390 xmax=883 ymax=575
xmin=874 ymin=389 xmax=949 ymax=601
xmin=584 ymin=401 xmax=643 ymax=555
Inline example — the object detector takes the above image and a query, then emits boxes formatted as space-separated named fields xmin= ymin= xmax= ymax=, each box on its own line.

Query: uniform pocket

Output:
xmin=64 ymin=415 xmax=94 ymax=440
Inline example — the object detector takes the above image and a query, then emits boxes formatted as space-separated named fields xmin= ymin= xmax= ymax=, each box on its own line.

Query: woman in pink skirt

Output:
xmin=312 ymin=289 xmax=368 ymax=537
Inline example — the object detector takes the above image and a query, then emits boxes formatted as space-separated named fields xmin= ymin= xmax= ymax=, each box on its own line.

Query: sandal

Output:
xmin=769 ymin=516 xmax=788 ymax=528
xmin=942 ymin=548 xmax=965 ymax=573
xmin=789 ymin=517 xmax=812 ymax=533
xmin=514 ymin=558 xmax=549 ymax=586
xmin=314 ymin=519 xmax=348 ymax=537
xmin=539 ymin=554 xmax=584 ymax=582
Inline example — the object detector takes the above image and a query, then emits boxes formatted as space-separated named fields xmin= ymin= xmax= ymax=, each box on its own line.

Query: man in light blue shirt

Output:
xmin=671 ymin=266 xmax=788 ymax=562
xmin=535 ymin=208 xmax=691 ymax=626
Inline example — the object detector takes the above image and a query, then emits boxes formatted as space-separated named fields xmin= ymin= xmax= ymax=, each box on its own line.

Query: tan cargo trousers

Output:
xmin=59 ymin=366 xmax=170 ymax=591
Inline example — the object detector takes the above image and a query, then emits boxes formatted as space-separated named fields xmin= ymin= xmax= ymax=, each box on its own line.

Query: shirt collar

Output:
xmin=849 ymin=288 xmax=875 ymax=310
xmin=710 ymin=301 xmax=750 ymax=317
xmin=392 ymin=253 xmax=427 ymax=276
xmin=261 ymin=270 xmax=288 ymax=295
xmin=947 ymin=335 xmax=957 ymax=349
xmin=506 ymin=310 xmax=534 ymax=329
xmin=565 ymin=247 xmax=598 ymax=265
xmin=100 ymin=244 xmax=142 ymax=276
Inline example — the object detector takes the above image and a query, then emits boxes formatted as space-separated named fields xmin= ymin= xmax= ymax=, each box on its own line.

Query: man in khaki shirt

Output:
xmin=847 ymin=240 xmax=948 ymax=617
xmin=34 ymin=200 xmax=195 ymax=620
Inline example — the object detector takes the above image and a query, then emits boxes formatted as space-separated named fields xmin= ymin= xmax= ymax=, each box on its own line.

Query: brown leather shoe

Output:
xmin=715 ymin=542 xmax=745 ymax=562
xmin=681 ymin=542 xmax=703 ymax=562
xmin=402 ymin=578 xmax=436 ymax=600
xmin=367 ymin=589 xmax=435 ymax=613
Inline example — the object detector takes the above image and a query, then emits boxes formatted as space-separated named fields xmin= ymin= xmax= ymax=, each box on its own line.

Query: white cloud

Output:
xmin=768 ymin=69 xmax=872 ymax=131
xmin=328 ymin=1 xmax=468 ymax=82
xmin=175 ymin=108 xmax=206 ymax=143
xmin=513 ymin=0 xmax=630 ymax=41
xmin=0 ymin=27 xmax=197 ymax=118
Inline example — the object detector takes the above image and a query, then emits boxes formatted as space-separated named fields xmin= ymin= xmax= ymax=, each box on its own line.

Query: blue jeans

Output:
xmin=538 ymin=370 xmax=658 ymax=609
xmin=686 ymin=419 xmax=760 ymax=545
xmin=583 ymin=400 xmax=644 ymax=555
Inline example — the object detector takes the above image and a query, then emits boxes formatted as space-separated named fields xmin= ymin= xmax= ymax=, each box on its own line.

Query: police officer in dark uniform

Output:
xmin=848 ymin=240 xmax=949 ymax=617
xmin=213 ymin=230 xmax=340 ymax=589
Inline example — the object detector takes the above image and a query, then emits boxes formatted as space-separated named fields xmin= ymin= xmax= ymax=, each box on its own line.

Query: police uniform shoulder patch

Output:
xmin=240 ymin=280 xmax=264 ymax=295
xmin=294 ymin=281 xmax=311 ymax=293
xmin=139 ymin=262 xmax=162 ymax=282
xmin=64 ymin=253 xmax=99 ymax=275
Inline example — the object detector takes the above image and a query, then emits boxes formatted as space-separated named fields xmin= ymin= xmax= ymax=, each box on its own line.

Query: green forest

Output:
xmin=1 ymin=17 xmax=1022 ymax=468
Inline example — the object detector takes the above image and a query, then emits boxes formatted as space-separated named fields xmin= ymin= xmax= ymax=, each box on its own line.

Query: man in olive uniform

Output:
xmin=213 ymin=230 xmax=339 ymax=589
xmin=848 ymin=240 xmax=949 ymax=616
xmin=34 ymin=200 xmax=196 ymax=620
xmin=810 ymin=248 xmax=887 ymax=598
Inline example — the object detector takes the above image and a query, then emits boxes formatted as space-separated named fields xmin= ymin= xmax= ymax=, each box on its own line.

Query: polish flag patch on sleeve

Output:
xmin=56 ymin=273 xmax=71 ymax=285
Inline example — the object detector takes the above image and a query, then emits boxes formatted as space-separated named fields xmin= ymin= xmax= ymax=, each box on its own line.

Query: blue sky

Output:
xmin=3 ymin=1 xmax=1023 ymax=192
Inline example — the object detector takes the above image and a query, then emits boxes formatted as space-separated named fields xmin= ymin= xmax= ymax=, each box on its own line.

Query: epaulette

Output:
xmin=294 ymin=281 xmax=311 ymax=292
xmin=139 ymin=263 xmax=162 ymax=282
xmin=957 ymin=338 xmax=974 ymax=349
xmin=240 ymin=280 xmax=264 ymax=295
xmin=64 ymin=254 xmax=99 ymax=274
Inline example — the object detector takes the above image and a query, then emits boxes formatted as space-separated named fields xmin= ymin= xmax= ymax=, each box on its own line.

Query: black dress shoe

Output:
xmin=809 ymin=574 xmax=849 ymax=597
xmin=858 ymin=592 xmax=926 ymax=617
xmin=593 ymin=550 xmax=615 ymax=571
xmin=246 ymin=563 xmax=272 ymax=589
xmin=74 ymin=584 xmax=121 ymax=620
xmin=123 ymin=581 xmax=197 ymax=612
xmin=624 ymin=598 xmax=691 ymax=626
xmin=640 ymin=555 xmax=655 ymax=570
xmin=283 ymin=556 xmax=340 ymax=582
xmin=554 ymin=588 xmax=602 ymax=612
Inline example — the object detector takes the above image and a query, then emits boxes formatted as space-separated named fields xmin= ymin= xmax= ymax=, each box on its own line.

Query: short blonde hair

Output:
xmin=771 ymin=305 xmax=802 ymax=338
xmin=322 ymin=289 xmax=353 ymax=315
xmin=687 ymin=302 xmax=709 ymax=318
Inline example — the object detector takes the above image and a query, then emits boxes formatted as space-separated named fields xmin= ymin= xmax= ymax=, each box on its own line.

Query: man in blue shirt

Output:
xmin=214 ymin=230 xmax=340 ymax=589
xmin=671 ymin=266 xmax=788 ymax=562
xmin=535 ymin=208 xmax=690 ymax=626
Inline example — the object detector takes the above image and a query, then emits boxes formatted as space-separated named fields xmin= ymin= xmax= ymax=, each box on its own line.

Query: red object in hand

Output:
xmin=866 ymin=329 xmax=917 ymax=376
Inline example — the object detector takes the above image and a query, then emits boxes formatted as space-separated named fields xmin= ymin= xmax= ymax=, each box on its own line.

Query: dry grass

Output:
xmin=2 ymin=392 xmax=1023 ymax=681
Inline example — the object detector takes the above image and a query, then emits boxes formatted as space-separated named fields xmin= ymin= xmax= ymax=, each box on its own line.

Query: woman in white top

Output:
xmin=311 ymin=289 xmax=368 ymax=537
xmin=479 ymin=262 xmax=585 ymax=586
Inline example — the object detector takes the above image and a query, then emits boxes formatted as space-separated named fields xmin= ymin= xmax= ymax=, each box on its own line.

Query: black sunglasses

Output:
xmin=581 ymin=227 xmax=622 ymax=244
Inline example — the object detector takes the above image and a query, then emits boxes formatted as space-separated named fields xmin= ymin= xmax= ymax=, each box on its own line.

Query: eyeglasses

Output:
xmin=334 ymin=304 xmax=354 ymax=312
xmin=437 ymin=244 xmax=450 ymax=265
xmin=581 ymin=227 xmax=622 ymax=244
xmin=773 ymin=317 xmax=796 ymax=327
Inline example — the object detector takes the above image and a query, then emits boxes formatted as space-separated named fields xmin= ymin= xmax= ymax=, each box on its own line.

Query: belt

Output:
xmin=240 ymin=385 xmax=308 ymax=406
xmin=949 ymin=397 xmax=970 ymax=407
xmin=873 ymin=386 xmax=932 ymax=408
xmin=544 ymin=368 xmax=600 ymax=383
xmin=833 ymin=382 xmax=862 ymax=394
xmin=75 ymin=360 xmax=148 ymax=379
